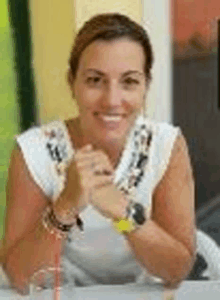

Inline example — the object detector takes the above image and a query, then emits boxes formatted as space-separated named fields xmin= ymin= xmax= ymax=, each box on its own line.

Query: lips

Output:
xmin=94 ymin=112 xmax=126 ymax=120
xmin=98 ymin=115 xmax=123 ymax=122
xmin=93 ymin=112 xmax=126 ymax=129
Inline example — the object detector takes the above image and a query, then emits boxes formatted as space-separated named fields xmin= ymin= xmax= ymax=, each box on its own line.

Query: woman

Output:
xmin=0 ymin=13 xmax=196 ymax=295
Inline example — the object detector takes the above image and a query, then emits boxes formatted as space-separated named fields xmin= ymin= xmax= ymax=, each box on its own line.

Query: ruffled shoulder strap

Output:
xmin=15 ymin=120 xmax=74 ymax=201
xmin=114 ymin=116 xmax=180 ymax=215
xmin=149 ymin=119 xmax=181 ymax=189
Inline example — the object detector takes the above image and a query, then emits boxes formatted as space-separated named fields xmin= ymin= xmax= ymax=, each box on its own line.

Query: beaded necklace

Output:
xmin=116 ymin=122 xmax=153 ymax=203
xmin=43 ymin=119 xmax=153 ymax=205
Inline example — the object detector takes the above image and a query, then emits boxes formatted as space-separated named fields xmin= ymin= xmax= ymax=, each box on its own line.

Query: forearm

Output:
xmin=4 ymin=214 xmax=65 ymax=294
xmin=3 ymin=175 xmax=80 ymax=295
xmin=126 ymin=219 xmax=195 ymax=287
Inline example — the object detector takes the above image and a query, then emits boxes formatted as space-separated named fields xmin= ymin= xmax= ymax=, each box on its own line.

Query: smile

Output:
xmin=98 ymin=114 xmax=123 ymax=122
xmin=94 ymin=113 xmax=126 ymax=129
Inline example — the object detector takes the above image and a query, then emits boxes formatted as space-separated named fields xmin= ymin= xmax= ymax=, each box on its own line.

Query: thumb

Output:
xmin=81 ymin=144 xmax=93 ymax=152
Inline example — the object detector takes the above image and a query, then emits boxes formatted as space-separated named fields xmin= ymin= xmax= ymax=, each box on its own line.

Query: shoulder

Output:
xmin=16 ymin=120 xmax=67 ymax=144
xmin=146 ymin=118 xmax=180 ymax=139
xmin=15 ymin=119 xmax=74 ymax=160
xmin=149 ymin=119 xmax=190 ymax=171
xmin=153 ymin=124 xmax=193 ymax=192
xmin=165 ymin=131 xmax=193 ymax=180
xmin=135 ymin=116 xmax=187 ymax=187
xmin=135 ymin=115 xmax=180 ymax=138
xmin=135 ymin=116 xmax=182 ymax=157
xmin=13 ymin=120 xmax=74 ymax=198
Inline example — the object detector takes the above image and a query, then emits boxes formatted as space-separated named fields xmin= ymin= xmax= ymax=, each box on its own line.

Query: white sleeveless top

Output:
xmin=15 ymin=115 xmax=180 ymax=287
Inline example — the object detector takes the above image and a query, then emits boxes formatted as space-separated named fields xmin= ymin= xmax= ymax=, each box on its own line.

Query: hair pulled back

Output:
xmin=68 ymin=13 xmax=154 ymax=87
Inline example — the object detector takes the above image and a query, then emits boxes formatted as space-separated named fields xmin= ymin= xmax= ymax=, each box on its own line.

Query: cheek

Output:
xmin=76 ymin=90 xmax=102 ymax=112
xmin=123 ymin=94 xmax=144 ymax=113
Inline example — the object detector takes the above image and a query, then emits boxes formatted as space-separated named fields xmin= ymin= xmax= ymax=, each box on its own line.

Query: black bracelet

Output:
xmin=47 ymin=207 xmax=84 ymax=233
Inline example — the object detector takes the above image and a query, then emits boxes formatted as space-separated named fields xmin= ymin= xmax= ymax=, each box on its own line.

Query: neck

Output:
xmin=83 ymin=131 xmax=125 ymax=169
xmin=68 ymin=117 xmax=125 ymax=169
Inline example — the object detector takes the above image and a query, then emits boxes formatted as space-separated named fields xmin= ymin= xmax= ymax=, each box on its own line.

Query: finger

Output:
xmin=75 ymin=148 xmax=108 ymax=161
xmin=76 ymin=161 xmax=113 ymax=176
xmin=81 ymin=144 xmax=93 ymax=152
xmin=75 ymin=157 xmax=99 ymax=170
xmin=90 ymin=151 xmax=113 ymax=169
xmin=75 ymin=149 xmax=97 ymax=162
xmin=93 ymin=164 xmax=113 ymax=175
xmin=92 ymin=175 xmax=114 ymax=189
xmin=94 ymin=169 xmax=112 ymax=176
xmin=75 ymin=144 xmax=93 ymax=157
xmin=75 ymin=154 xmax=112 ymax=172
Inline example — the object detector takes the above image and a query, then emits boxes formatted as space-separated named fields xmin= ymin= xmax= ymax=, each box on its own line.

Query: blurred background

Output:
xmin=0 ymin=0 xmax=220 ymax=243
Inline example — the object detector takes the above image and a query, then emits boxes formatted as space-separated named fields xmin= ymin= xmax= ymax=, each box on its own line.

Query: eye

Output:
xmin=86 ymin=77 xmax=101 ymax=84
xmin=124 ymin=78 xmax=140 ymax=85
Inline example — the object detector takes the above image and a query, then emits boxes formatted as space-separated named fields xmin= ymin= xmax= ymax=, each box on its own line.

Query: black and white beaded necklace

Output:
xmin=116 ymin=122 xmax=153 ymax=201
xmin=44 ymin=119 xmax=153 ymax=203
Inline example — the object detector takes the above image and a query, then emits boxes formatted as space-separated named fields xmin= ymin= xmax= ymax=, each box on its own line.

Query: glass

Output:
xmin=29 ymin=267 xmax=75 ymax=299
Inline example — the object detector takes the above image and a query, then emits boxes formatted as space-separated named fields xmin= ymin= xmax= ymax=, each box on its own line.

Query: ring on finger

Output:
xmin=91 ymin=162 xmax=96 ymax=169
xmin=93 ymin=165 xmax=103 ymax=175
xmin=94 ymin=166 xmax=112 ymax=176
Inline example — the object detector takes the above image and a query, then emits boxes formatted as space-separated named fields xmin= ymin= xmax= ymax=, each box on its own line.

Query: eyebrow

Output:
xmin=83 ymin=69 xmax=144 ymax=77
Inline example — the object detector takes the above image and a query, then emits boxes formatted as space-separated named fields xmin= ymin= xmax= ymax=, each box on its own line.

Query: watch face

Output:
xmin=132 ymin=203 xmax=146 ymax=225
xmin=112 ymin=202 xmax=147 ymax=234
xmin=113 ymin=219 xmax=135 ymax=234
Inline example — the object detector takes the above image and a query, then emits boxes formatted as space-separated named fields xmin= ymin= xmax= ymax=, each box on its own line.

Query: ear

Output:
xmin=141 ymin=97 xmax=147 ymax=118
xmin=68 ymin=68 xmax=74 ymax=84
xmin=67 ymin=69 xmax=76 ymax=97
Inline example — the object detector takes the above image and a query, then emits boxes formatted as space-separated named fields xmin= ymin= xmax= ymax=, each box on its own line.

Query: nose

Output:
xmin=102 ymin=81 xmax=122 ymax=108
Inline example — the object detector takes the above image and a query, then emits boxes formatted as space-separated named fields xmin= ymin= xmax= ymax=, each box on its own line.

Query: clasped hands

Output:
xmin=72 ymin=144 xmax=127 ymax=220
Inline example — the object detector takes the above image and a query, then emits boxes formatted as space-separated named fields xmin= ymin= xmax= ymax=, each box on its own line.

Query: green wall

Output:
xmin=0 ymin=0 xmax=19 ymax=239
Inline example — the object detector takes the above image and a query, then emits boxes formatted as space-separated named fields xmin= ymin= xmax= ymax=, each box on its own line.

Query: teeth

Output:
xmin=98 ymin=114 xmax=122 ymax=122
xmin=101 ymin=115 xmax=122 ymax=122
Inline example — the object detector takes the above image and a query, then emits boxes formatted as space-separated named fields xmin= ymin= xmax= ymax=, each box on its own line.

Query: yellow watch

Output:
xmin=112 ymin=218 xmax=136 ymax=234
xmin=112 ymin=201 xmax=147 ymax=234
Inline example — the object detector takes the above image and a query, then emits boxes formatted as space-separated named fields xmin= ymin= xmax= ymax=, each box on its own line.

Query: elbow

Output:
xmin=3 ymin=251 xmax=30 ymax=295
xmin=164 ymin=249 xmax=196 ymax=289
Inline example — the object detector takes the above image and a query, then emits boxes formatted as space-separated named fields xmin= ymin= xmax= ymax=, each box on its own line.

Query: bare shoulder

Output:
xmin=153 ymin=131 xmax=194 ymax=194
xmin=170 ymin=131 xmax=192 ymax=165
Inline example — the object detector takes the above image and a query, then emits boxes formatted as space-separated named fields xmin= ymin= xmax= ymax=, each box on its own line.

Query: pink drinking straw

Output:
xmin=54 ymin=241 xmax=61 ymax=300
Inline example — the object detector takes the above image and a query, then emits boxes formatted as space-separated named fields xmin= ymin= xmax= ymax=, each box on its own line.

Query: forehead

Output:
xmin=78 ymin=38 xmax=145 ymax=74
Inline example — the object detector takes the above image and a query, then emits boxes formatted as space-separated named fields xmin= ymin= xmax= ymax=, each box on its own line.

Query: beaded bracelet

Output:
xmin=42 ymin=209 xmax=68 ymax=240
xmin=42 ymin=206 xmax=84 ymax=240
xmin=47 ymin=206 xmax=76 ymax=232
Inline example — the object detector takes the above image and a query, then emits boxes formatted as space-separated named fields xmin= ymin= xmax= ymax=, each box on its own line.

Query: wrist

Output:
xmin=53 ymin=203 xmax=78 ymax=225
xmin=42 ymin=205 xmax=84 ymax=240
xmin=54 ymin=179 xmax=80 ymax=211
xmin=111 ymin=193 xmax=128 ymax=221
xmin=112 ymin=198 xmax=150 ymax=235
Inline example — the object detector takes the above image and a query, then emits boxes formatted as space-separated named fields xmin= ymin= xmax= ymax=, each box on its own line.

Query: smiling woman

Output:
xmin=0 ymin=13 xmax=197 ymax=295
xmin=69 ymin=38 xmax=147 ymax=162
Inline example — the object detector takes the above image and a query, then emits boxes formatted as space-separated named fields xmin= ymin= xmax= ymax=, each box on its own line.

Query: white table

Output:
xmin=1 ymin=281 xmax=220 ymax=299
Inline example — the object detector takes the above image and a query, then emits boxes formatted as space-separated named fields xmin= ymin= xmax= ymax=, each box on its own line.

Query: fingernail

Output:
xmin=86 ymin=144 xmax=92 ymax=150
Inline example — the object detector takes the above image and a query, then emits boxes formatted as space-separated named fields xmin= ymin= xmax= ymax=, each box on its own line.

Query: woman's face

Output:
xmin=72 ymin=38 xmax=147 ymax=146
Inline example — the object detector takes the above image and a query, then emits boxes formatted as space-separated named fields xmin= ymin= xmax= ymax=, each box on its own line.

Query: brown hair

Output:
xmin=68 ymin=13 xmax=154 ymax=87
